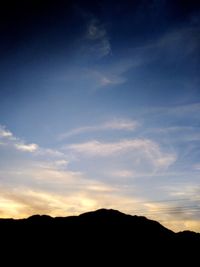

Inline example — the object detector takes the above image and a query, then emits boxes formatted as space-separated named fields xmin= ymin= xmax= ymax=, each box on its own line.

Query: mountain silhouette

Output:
xmin=0 ymin=209 xmax=199 ymax=264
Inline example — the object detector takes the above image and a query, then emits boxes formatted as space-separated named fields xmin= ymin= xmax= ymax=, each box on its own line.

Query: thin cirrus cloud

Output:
xmin=86 ymin=59 xmax=137 ymax=90
xmin=85 ymin=19 xmax=111 ymax=57
xmin=110 ymin=170 xmax=135 ymax=178
xmin=67 ymin=138 xmax=176 ymax=170
xmin=147 ymin=103 xmax=200 ymax=118
xmin=86 ymin=24 xmax=199 ymax=91
xmin=94 ymin=70 xmax=126 ymax=88
xmin=60 ymin=118 xmax=139 ymax=139
xmin=83 ymin=24 xmax=200 ymax=91
xmin=155 ymin=26 xmax=200 ymax=58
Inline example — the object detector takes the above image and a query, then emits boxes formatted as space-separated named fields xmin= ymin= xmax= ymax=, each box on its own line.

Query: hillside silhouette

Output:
xmin=0 ymin=209 xmax=199 ymax=264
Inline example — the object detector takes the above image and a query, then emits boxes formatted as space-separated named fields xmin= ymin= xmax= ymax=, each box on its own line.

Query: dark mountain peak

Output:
xmin=26 ymin=214 xmax=53 ymax=223
xmin=79 ymin=208 xmax=126 ymax=218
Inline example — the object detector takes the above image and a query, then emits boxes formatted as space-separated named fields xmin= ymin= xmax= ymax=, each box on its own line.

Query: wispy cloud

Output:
xmin=141 ymin=200 xmax=200 ymax=232
xmin=93 ymin=70 xmax=126 ymax=87
xmin=0 ymin=125 xmax=13 ymax=138
xmin=60 ymin=118 xmax=139 ymax=139
xmin=141 ymin=103 xmax=200 ymax=133
xmin=86 ymin=19 xmax=111 ymax=57
xmin=0 ymin=167 xmax=123 ymax=219
xmin=160 ymin=184 xmax=200 ymax=231
xmin=87 ymin=19 xmax=106 ymax=40
xmin=67 ymin=138 xmax=176 ymax=170
xmin=0 ymin=124 xmax=65 ymax=158
xmin=86 ymin=58 xmax=137 ymax=90
xmin=145 ymin=125 xmax=200 ymax=144
xmin=160 ymin=103 xmax=200 ymax=117
xmin=155 ymin=26 xmax=200 ymax=57
xmin=110 ymin=170 xmax=134 ymax=178
xmin=15 ymin=143 xmax=38 ymax=152
xmin=36 ymin=148 xmax=64 ymax=158
xmin=0 ymin=125 xmax=39 ymax=154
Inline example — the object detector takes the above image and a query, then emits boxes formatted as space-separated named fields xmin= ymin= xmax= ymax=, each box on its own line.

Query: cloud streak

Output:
xmin=67 ymin=138 xmax=176 ymax=171
xmin=15 ymin=143 xmax=38 ymax=152
xmin=91 ymin=70 xmax=126 ymax=88
xmin=60 ymin=118 xmax=139 ymax=139
xmin=86 ymin=19 xmax=111 ymax=57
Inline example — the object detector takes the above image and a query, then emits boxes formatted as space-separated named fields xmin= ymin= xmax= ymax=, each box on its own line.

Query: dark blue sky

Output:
xmin=0 ymin=0 xmax=199 ymax=231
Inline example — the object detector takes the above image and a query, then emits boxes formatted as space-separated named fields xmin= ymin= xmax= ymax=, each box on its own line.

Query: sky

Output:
xmin=0 ymin=0 xmax=200 ymax=232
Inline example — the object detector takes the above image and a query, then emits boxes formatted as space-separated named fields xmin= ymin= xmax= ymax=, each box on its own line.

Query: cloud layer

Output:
xmin=0 ymin=123 xmax=199 ymax=232
xmin=60 ymin=118 xmax=138 ymax=139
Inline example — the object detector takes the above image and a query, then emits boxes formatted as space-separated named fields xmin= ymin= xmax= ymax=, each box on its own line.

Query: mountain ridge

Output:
xmin=0 ymin=208 xmax=199 ymax=235
xmin=0 ymin=208 xmax=199 ymax=264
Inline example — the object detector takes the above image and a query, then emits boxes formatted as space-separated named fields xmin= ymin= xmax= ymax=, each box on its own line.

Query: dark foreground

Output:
xmin=0 ymin=209 xmax=199 ymax=264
